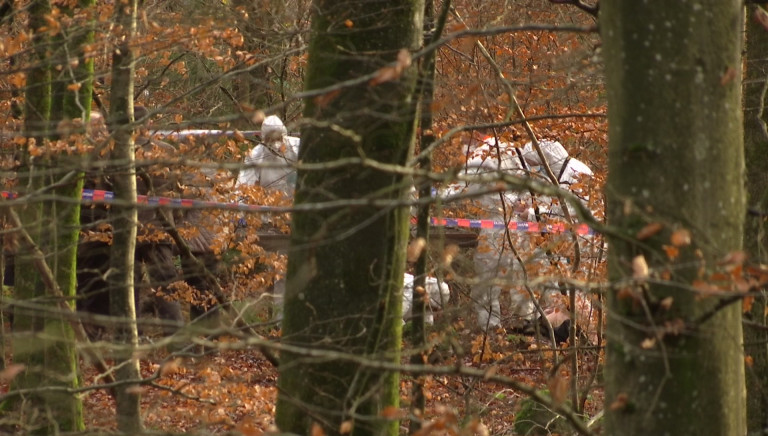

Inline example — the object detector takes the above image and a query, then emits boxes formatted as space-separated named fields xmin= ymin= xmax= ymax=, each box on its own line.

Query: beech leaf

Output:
xmin=755 ymin=5 xmax=768 ymax=31
xmin=636 ymin=222 xmax=663 ymax=240
xmin=670 ymin=228 xmax=691 ymax=247
xmin=632 ymin=255 xmax=649 ymax=279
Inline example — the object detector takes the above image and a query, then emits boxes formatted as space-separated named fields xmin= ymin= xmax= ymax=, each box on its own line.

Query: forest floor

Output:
xmin=71 ymin=319 xmax=604 ymax=435
xmin=0 ymin=240 xmax=606 ymax=434
xmin=0 ymin=289 xmax=604 ymax=435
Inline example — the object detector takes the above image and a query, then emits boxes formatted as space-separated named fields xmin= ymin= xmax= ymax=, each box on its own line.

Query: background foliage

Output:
xmin=0 ymin=0 xmax=615 ymax=434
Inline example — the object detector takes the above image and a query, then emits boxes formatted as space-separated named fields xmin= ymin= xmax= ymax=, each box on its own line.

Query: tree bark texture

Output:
xmin=108 ymin=0 xmax=143 ymax=433
xmin=44 ymin=5 xmax=95 ymax=428
xmin=8 ymin=0 xmax=86 ymax=432
xmin=602 ymin=1 xmax=746 ymax=435
xmin=275 ymin=1 xmax=424 ymax=435
xmin=409 ymin=0 xmax=444 ymax=432
xmin=744 ymin=6 xmax=768 ymax=434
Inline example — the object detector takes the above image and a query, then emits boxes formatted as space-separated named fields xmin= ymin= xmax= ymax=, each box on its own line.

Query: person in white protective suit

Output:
xmin=236 ymin=115 xmax=301 ymax=195
xmin=442 ymin=136 xmax=536 ymax=328
xmin=515 ymin=139 xmax=596 ymax=329
xmin=445 ymin=136 xmax=595 ymax=330
xmin=235 ymin=115 xmax=300 ymax=321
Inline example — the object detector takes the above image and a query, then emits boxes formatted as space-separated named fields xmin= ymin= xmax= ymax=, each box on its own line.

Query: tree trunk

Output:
xmin=275 ymin=1 xmax=424 ymax=435
xmin=8 ymin=0 xmax=85 ymax=432
xmin=409 ymin=0 xmax=445 ymax=432
xmin=11 ymin=0 xmax=52 ymax=430
xmin=46 ymin=0 xmax=96 ymax=414
xmin=108 ymin=0 xmax=143 ymax=433
xmin=601 ymin=1 xmax=746 ymax=435
xmin=744 ymin=6 xmax=768 ymax=434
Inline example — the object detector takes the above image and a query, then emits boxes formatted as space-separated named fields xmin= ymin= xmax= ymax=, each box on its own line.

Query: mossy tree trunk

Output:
xmin=48 ymin=0 xmax=94 ymax=318
xmin=11 ymin=0 xmax=53 ymax=431
xmin=108 ymin=0 xmax=143 ymax=433
xmin=45 ymin=5 xmax=95 ymax=427
xmin=275 ymin=1 xmax=424 ymax=435
xmin=9 ymin=0 xmax=89 ymax=432
xmin=602 ymin=1 xmax=746 ymax=435
xmin=744 ymin=6 xmax=768 ymax=434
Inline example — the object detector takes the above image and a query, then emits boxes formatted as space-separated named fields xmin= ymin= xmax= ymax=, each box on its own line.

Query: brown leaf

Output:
xmin=369 ymin=49 xmax=412 ymax=86
xmin=632 ymin=255 xmax=649 ymax=279
xmin=483 ymin=365 xmax=498 ymax=380
xmin=441 ymin=244 xmax=460 ymax=268
xmin=640 ymin=337 xmax=656 ymax=349
xmin=670 ymin=228 xmax=691 ymax=247
xmin=313 ymin=89 xmax=341 ymax=108
xmin=610 ymin=393 xmax=629 ymax=411
xmin=339 ymin=420 xmax=354 ymax=434
xmin=616 ymin=287 xmax=637 ymax=301
xmin=663 ymin=318 xmax=686 ymax=335
xmin=743 ymin=295 xmax=755 ymax=313
xmin=9 ymin=73 xmax=25 ymax=88
xmin=662 ymin=244 xmax=679 ymax=261
xmin=160 ymin=358 xmax=182 ymax=376
xmin=747 ymin=264 xmax=768 ymax=285
xmin=719 ymin=250 xmax=747 ymax=267
xmin=236 ymin=418 xmax=263 ymax=436
xmin=369 ymin=66 xmax=400 ymax=86
xmin=636 ymin=222 xmax=663 ymax=240
xmin=659 ymin=296 xmax=673 ymax=311
xmin=756 ymin=5 xmax=768 ymax=31
xmin=407 ymin=237 xmax=427 ymax=263
xmin=0 ymin=363 xmax=25 ymax=382
xmin=709 ymin=272 xmax=730 ymax=282
xmin=311 ymin=422 xmax=325 ymax=436
xmin=125 ymin=385 xmax=145 ymax=395
xmin=692 ymin=279 xmax=719 ymax=295
xmin=379 ymin=406 xmax=406 ymax=419
xmin=622 ymin=199 xmax=633 ymax=216
xmin=547 ymin=373 xmax=569 ymax=407
xmin=720 ymin=67 xmax=737 ymax=86
xmin=734 ymin=277 xmax=752 ymax=293
xmin=462 ymin=419 xmax=489 ymax=436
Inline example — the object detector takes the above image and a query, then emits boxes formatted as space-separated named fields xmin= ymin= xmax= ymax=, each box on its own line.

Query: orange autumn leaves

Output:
xmin=630 ymin=221 xmax=764 ymax=310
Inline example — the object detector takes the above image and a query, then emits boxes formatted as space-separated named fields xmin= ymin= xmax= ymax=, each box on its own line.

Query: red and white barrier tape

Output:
xmin=2 ymin=189 xmax=596 ymax=235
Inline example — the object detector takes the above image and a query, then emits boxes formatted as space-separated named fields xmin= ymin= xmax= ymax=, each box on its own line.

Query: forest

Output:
xmin=0 ymin=0 xmax=763 ymax=435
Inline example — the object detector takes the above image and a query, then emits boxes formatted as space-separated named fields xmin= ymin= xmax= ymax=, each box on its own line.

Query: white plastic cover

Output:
xmin=402 ymin=273 xmax=451 ymax=324
xmin=559 ymin=157 xmax=593 ymax=185
xmin=521 ymin=140 xmax=569 ymax=176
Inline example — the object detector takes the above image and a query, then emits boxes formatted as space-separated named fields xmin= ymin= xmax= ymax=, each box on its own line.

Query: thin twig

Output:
xmin=548 ymin=0 xmax=600 ymax=18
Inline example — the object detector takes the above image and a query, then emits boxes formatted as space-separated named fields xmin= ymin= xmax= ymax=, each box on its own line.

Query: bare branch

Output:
xmin=549 ymin=0 xmax=600 ymax=17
